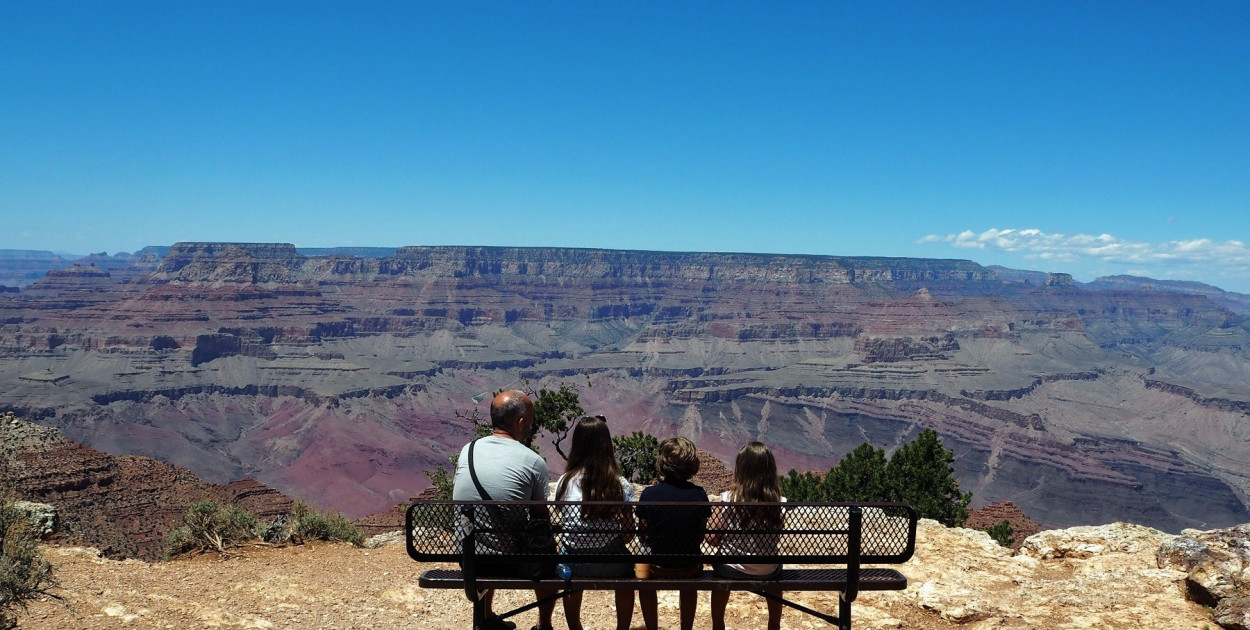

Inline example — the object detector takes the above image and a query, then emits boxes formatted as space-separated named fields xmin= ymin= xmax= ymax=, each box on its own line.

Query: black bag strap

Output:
xmin=467 ymin=438 xmax=528 ymax=540
xmin=467 ymin=438 xmax=552 ymax=532
xmin=466 ymin=438 xmax=494 ymax=501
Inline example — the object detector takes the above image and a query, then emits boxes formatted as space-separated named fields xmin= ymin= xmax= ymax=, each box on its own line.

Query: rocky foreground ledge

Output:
xmin=18 ymin=520 xmax=1247 ymax=630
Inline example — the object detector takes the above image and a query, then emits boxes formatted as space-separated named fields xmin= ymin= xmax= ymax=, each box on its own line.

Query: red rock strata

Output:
xmin=693 ymin=449 xmax=734 ymax=496
xmin=966 ymin=500 xmax=1043 ymax=549
xmin=0 ymin=412 xmax=292 ymax=560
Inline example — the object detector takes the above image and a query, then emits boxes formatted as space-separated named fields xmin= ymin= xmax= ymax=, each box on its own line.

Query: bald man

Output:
xmin=452 ymin=390 xmax=558 ymax=630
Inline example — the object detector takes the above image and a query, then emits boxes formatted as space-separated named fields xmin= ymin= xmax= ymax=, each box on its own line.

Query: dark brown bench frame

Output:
xmin=406 ymin=500 xmax=917 ymax=630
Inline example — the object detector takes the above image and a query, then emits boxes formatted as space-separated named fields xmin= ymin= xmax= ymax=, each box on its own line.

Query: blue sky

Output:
xmin=2 ymin=2 xmax=1248 ymax=291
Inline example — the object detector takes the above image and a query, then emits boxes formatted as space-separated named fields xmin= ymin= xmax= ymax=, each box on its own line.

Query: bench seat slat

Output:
xmin=419 ymin=567 xmax=907 ymax=592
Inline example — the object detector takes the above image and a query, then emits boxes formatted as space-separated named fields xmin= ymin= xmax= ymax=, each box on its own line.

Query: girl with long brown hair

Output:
xmin=553 ymin=415 xmax=636 ymax=630
xmin=706 ymin=441 xmax=786 ymax=630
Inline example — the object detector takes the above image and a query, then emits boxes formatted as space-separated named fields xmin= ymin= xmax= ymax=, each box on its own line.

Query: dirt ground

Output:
xmin=18 ymin=539 xmax=954 ymax=630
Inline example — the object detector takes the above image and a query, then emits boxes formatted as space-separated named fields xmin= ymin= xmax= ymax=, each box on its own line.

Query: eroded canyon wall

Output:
xmin=1 ymin=243 xmax=1248 ymax=530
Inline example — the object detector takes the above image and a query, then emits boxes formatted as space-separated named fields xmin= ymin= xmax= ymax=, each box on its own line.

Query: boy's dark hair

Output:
xmin=656 ymin=436 xmax=700 ymax=481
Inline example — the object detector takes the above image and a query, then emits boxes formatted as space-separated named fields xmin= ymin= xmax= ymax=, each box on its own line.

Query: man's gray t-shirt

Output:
xmin=452 ymin=435 xmax=549 ymax=502
xmin=452 ymin=435 xmax=549 ymax=555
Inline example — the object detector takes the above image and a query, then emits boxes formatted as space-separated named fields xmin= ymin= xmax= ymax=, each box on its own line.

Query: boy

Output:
xmin=635 ymin=436 xmax=711 ymax=630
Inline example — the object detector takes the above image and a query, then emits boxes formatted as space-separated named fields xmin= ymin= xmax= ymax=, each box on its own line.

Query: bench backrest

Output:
xmin=407 ymin=500 xmax=917 ymax=566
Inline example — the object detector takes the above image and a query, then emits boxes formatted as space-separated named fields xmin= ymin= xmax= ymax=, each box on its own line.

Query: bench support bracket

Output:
xmin=753 ymin=589 xmax=851 ymax=630
xmin=475 ymin=588 xmax=573 ymax=630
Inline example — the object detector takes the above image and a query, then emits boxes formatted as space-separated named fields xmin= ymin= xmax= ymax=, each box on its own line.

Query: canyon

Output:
xmin=2 ymin=243 xmax=1248 ymax=532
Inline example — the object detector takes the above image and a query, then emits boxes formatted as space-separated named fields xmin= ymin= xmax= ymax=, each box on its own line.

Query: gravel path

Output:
xmin=22 ymin=522 xmax=1211 ymax=630
xmin=19 ymin=539 xmax=949 ymax=630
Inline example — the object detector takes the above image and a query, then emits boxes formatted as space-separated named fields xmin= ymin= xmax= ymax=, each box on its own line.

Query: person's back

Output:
xmin=712 ymin=491 xmax=785 ymax=569
xmin=555 ymin=469 xmax=635 ymax=551
xmin=453 ymin=434 xmax=548 ymax=502
xmin=450 ymin=390 xmax=557 ymax=630
xmin=706 ymin=442 xmax=786 ymax=630
xmin=454 ymin=433 xmax=549 ymax=556
xmin=635 ymin=436 xmax=709 ymax=630
xmin=636 ymin=476 xmax=710 ymax=563
xmin=553 ymin=415 xmax=636 ymax=630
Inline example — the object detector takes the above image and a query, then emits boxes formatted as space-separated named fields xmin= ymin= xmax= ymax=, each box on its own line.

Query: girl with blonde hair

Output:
xmin=706 ymin=441 xmax=786 ymax=630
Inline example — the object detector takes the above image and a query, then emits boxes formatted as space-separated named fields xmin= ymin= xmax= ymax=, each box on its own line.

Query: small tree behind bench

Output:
xmin=782 ymin=429 xmax=972 ymax=527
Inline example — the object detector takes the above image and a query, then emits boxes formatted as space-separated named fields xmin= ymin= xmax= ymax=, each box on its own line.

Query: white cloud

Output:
xmin=918 ymin=228 xmax=1250 ymax=269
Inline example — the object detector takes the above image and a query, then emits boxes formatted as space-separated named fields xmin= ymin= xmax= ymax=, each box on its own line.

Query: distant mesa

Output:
xmin=0 ymin=246 xmax=167 ymax=288
xmin=1045 ymin=272 xmax=1077 ymax=287
xmin=0 ymin=249 xmax=67 ymax=260
xmin=141 ymin=242 xmax=998 ymax=286
xmin=295 ymin=246 xmax=398 ymax=258
xmin=157 ymin=242 xmax=303 ymax=270
xmin=46 ymin=264 xmax=110 ymax=278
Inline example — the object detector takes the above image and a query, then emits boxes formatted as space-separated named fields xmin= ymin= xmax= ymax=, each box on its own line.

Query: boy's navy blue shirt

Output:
xmin=636 ymin=478 xmax=712 ymax=568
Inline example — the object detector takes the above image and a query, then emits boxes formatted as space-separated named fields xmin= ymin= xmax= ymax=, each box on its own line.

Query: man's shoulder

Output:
xmin=479 ymin=436 xmax=546 ymax=469
xmin=477 ymin=435 xmax=530 ymax=452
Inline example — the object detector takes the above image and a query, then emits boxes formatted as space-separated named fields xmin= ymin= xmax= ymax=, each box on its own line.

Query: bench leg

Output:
xmin=473 ymin=592 xmax=486 ymax=630
xmin=471 ymin=587 xmax=571 ymax=630
xmin=753 ymin=590 xmax=848 ymax=629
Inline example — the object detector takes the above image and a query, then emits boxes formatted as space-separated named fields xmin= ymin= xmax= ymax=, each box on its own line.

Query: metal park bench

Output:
xmin=406 ymin=499 xmax=917 ymax=630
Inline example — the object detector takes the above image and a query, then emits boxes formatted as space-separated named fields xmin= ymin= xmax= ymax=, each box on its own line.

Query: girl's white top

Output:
xmin=554 ymin=472 xmax=636 ymax=550
xmin=716 ymin=490 xmax=787 ymax=575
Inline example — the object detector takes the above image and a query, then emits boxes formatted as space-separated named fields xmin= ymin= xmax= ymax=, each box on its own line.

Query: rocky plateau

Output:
xmin=16 ymin=517 xmax=1250 ymax=630
xmin=5 ymin=406 xmax=1250 ymax=629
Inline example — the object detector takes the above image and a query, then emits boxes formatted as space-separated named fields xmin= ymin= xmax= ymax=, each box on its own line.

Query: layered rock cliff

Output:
xmin=1 ymin=243 xmax=1247 ymax=531
xmin=0 ymin=411 xmax=292 ymax=561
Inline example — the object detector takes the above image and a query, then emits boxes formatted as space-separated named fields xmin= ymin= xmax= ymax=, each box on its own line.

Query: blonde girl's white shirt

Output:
xmin=717 ymin=490 xmax=788 ymax=575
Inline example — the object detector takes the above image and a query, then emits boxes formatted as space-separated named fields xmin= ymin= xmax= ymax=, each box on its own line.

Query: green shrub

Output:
xmin=779 ymin=469 xmax=825 ymax=501
xmin=886 ymin=429 xmax=971 ymax=527
xmin=287 ymin=501 xmax=363 ymax=546
xmin=166 ymin=499 xmax=364 ymax=558
xmin=821 ymin=442 xmax=891 ymax=503
xmin=425 ymin=456 xmax=457 ymax=500
xmin=779 ymin=429 xmax=972 ymax=527
xmin=1 ymin=498 xmax=58 ymax=629
xmin=613 ymin=430 xmax=660 ymax=484
xmin=983 ymin=519 xmax=1015 ymax=547
xmin=166 ymin=500 xmax=260 ymax=557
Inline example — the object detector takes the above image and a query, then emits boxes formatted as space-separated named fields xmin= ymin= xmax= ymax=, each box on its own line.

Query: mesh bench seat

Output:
xmin=406 ymin=500 xmax=918 ymax=630
xmin=418 ymin=566 xmax=909 ymax=592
